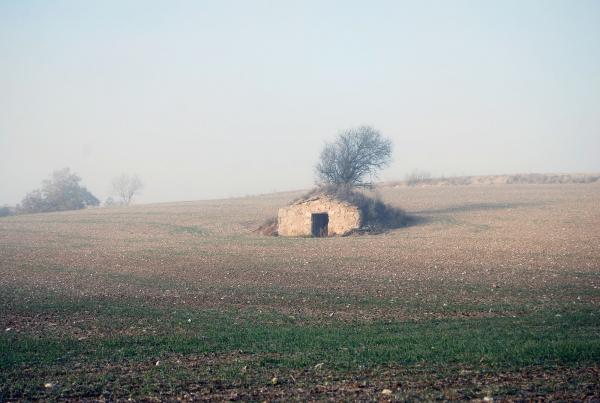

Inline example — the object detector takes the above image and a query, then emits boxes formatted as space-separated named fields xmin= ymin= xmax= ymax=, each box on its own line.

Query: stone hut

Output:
xmin=277 ymin=194 xmax=361 ymax=237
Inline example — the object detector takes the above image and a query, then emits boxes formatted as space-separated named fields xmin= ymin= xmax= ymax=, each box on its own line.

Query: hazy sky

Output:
xmin=1 ymin=0 xmax=599 ymax=205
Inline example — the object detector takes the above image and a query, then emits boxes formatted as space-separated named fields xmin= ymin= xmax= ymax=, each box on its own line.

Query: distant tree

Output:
xmin=111 ymin=174 xmax=143 ymax=205
xmin=405 ymin=169 xmax=432 ymax=187
xmin=103 ymin=196 xmax=117 ymax=207
xmin=315 ymin=126 xmax=393 ymax=187
xmin=17 ymin=168 xmax=99 ymax=214
xmin=0 ymin=205 xmax=15 ymax=217
xmin=19 ymin=189 xmax=46 ymax=214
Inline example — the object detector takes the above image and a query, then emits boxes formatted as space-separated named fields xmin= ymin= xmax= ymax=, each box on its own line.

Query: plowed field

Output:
xmin=1 ymin=183 xmax=599 ymax=400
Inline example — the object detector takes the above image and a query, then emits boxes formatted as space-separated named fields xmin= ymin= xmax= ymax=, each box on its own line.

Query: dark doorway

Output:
xmin=311 ymin=213 xmax=329 ymax=237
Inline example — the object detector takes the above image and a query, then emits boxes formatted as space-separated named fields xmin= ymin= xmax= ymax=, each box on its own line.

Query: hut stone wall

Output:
xmin=278 ymin=196 xmax=361 ymax=237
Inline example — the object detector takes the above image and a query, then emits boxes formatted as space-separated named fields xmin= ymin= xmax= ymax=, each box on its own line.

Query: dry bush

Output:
xmin=255 ymin=217 xmax=278 ymax=236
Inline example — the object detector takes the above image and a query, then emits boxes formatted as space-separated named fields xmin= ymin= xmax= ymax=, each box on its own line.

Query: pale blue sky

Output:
xmin=1 ymin=0 xmax=599 ymax=204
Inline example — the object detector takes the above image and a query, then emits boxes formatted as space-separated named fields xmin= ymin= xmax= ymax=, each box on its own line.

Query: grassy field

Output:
xmin=1 ymin=183 xmax=599 ymax=400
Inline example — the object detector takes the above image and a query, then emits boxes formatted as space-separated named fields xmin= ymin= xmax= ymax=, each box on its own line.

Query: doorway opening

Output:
xmin=311 ymin=213 xmax=329 ymax=237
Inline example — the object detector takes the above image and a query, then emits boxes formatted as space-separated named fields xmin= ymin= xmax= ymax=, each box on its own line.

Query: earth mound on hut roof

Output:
xmin=297 ymin=185 xmax=409 ymax=232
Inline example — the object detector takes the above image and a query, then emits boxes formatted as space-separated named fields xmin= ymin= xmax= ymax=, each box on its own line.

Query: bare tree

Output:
xmin=315 ymin=126 xmax=393 ymax=187
xmin=112 ymin=174 xmax=143 ymax=205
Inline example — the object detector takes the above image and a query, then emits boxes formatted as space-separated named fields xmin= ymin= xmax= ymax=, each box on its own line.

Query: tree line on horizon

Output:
xmin=0 ymin=169 xmax=143 ymax=216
